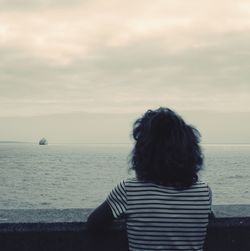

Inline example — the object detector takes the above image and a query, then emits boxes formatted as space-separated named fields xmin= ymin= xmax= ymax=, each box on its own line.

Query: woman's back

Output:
xmin=108 ymin=178 xmax=211 ymax=251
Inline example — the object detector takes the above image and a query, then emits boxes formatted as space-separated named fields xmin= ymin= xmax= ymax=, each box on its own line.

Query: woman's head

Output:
xmin=130 ymin=107 xmax=203 ymax=188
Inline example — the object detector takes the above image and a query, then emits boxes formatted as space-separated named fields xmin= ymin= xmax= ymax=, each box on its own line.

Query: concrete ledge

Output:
xmin=0 ymin=205 xmax=249 ymax=251
xmin=0 ymin=208 xmax=91 ymax=232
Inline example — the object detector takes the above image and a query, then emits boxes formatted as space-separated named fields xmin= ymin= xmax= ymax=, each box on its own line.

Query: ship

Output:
xmin=39 ymin=138 xmax=48 ymax=145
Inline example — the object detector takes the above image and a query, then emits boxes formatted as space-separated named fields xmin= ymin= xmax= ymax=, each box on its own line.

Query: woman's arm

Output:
xmin=208 ymin=185 xmax=215 ymax=219
xmin=86 ymin=200 xmax=114 ymax=232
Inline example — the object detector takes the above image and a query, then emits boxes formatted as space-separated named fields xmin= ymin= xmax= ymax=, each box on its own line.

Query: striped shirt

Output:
xmin=107 ymin=178 xmax=211 ymax=251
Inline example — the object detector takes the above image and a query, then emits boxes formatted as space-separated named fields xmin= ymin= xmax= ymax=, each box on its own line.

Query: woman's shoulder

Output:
xmin=123 ymin=177 xmax=142 ymax=185
xmin=113 ymin=177 xmax=140 ymax=189
xmin=193 ymin=180 xmax=210 ymax=188
xmin=185 ymin=181 xmax=211 ymax=197
xmin=121 ymin=177 xmax=153 ymax=187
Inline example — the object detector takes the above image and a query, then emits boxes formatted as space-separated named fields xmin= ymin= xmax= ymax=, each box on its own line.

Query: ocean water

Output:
xmin=0 ymin=143 xmax=249 ymax=209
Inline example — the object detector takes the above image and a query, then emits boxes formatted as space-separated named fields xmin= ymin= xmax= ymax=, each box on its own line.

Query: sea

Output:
xmin=0 ymin=143 xmax=249 ymax=209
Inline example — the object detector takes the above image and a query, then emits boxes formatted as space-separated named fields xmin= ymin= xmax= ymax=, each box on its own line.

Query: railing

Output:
xmin=0 ymin=205 xmax=250 ymax=251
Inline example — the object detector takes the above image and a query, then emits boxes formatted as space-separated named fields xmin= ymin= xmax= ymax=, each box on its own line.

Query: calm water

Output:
xmin=0 ymin=143 xmax=249 ymax=209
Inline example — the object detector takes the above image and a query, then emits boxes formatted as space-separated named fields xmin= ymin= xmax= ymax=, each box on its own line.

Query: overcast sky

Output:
xmin=0 ymin=0 xmax=250 ymax=143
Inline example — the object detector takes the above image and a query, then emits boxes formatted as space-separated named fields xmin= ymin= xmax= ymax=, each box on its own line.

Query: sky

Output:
xmin=0 ymin=0 xmax=250 ymax=143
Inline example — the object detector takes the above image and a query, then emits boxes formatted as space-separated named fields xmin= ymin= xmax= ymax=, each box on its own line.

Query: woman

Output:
xmin=87 ymin=107 xmax=212 ymax=251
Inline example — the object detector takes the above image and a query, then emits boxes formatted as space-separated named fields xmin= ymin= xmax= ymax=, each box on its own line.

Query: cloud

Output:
xmin=0 ymin=0 xmax=84 ymax=10
xmin=1 ymin=0 xmax=250 ymax=63
xmin=0 ymin=0 xmax=250 ymax=116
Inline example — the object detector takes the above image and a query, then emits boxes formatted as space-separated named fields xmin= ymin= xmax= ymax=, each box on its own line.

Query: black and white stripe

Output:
xmin=107 ymin=178 xmax=211 ymax=251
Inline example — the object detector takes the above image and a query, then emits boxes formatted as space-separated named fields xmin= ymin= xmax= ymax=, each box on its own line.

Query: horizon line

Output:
xmin=1 ymin=141 xmax=250 ymax=146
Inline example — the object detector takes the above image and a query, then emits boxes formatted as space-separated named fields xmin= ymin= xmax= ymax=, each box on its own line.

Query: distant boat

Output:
xmin=39 ymin=138 xmax=48 ymax=145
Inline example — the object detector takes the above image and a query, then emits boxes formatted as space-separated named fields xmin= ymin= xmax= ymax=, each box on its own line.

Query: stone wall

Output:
xmin=0 ymin=205 xmax=249 ymax=251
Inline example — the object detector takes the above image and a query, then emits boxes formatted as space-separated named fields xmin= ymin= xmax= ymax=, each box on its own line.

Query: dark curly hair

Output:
xmin=130 ymin=107 xmax=203 ymax=188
